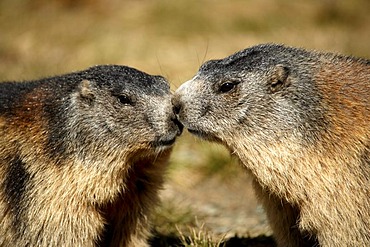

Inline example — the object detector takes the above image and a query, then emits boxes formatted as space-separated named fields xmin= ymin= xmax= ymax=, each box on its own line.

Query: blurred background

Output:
xmin=1 ymin=0 xmax=369 ymax=246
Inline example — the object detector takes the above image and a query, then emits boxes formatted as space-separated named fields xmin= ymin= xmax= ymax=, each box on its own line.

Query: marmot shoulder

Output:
xmin=174 ymin=43 xmax=370 ymax=246
xmin=0 ymin=65 xmax=182 ymax=246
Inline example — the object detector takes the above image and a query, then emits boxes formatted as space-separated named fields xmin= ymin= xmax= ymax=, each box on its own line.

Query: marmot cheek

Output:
xmin=191 ymin=43 xmax=370 ymax=247
xmin=0 ymin=65 xmax=175 ymax=246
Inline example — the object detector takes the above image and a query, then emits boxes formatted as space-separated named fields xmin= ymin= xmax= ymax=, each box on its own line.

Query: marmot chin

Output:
xmin=0 ymin=65 xmax=182 ymax=246
xmin=173 ymin=44 xmax=369 ymax=246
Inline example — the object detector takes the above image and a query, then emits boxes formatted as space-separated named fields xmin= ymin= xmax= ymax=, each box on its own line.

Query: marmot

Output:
xmin=173 ymin=44 xmax=370 ymax=246
xmin=0 ymin=65 xmax=182 ymax=246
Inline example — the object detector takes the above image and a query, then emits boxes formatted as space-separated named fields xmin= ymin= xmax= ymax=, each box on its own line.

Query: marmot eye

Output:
xmin=115 ymin=94 xmax=133 ymax=105
xmin=219 ymin=82 xmax=236 ymax=93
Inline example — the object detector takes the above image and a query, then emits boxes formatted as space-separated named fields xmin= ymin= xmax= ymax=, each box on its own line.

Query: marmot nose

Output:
xmin=171 ymin=96 xmax=184 ymax=135
xmin=171 ymin=115 xmax=183 ymax=135
xmin=172 ymin=97 xmax=182 ymax=116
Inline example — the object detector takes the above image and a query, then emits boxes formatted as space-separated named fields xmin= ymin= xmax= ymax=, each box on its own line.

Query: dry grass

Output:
xmin=1 ymin=0 xmax=369 ymax=246
xmin=177 ymin=223 xmax=226 ymax=247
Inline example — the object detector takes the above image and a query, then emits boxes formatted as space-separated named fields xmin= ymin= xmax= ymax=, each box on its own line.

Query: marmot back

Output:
xmin=0 ymin=65 xmax=182 ymax=246
xmin=174 ymin=44 xmax=370 ymax=246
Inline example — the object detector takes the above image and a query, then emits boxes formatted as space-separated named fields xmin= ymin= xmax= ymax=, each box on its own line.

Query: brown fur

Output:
xmin=0 ymin=65 xmax=182 ymax=246
xmin=173 ymin=44 xmax=370 ymax=246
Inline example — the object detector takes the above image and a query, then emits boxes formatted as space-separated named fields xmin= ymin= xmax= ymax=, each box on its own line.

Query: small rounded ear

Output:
xmin=268 ymin=64 xmax=290 ymax=93
xmin=79 ymin=79 xmax=95 ymax=103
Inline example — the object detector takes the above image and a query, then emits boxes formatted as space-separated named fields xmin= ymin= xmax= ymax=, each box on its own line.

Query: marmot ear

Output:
xmin=78 ymin=79 xmax=95 ymax=103
xmin=268 ymin=64 xmax=290 ymax=93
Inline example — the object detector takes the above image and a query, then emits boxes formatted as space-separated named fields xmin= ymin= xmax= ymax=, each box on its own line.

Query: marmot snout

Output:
xmin=174 ymin=44 xmax=370 ymax=246
xmin=0 ymin=65 xmax=182 ymax=246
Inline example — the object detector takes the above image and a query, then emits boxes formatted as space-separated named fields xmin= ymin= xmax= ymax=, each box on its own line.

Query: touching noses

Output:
xmin=172 ymin=78 xmax=194 ymax=131
xmin=172 ymin=95 xmax=182 ymax=116
xmin=172 ymin=78 xmax=192 ymax=117
xmin=170 ymin=96 xmax=184 ymax=135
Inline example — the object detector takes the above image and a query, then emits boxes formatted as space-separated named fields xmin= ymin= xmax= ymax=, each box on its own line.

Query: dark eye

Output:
xmin=219 ymin=82 xmax=236 ymax=93
xmin=115 ymin=94 xmax=133 ymax=105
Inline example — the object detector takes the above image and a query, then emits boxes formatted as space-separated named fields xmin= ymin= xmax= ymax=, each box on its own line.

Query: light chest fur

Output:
xmin=174 ymin=44 xmax=370 ymax=246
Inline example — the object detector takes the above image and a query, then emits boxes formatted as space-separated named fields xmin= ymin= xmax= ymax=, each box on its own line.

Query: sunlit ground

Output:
xmin=1 ymin=0 xmax=369 ymax=245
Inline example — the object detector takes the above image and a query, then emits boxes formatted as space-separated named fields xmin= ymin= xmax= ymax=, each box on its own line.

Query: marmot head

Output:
xmin=44 ymin=65 xmax=183 ymax=163
xmin=173 ymin=44 xmax=324 ymax=149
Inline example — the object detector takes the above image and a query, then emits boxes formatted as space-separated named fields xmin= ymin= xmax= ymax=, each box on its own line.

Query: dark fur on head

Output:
xmin=174 ymin=43 xmax=370 ymax=246
xmin=0 ymin=65 xmax=182 ymax=246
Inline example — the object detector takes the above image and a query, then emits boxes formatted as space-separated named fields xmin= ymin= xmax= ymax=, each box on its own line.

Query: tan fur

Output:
xmin=174 ymin=44 xmax=370 ymax=246
xmin=0 ymin=65 xmax=182 ymax=246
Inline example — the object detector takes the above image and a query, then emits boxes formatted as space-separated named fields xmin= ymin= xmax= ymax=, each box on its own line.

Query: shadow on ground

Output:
xmin=150 ymin=233 xmax=276 ymax=247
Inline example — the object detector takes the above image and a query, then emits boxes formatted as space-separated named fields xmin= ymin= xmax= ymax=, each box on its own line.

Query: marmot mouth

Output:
xmin=156 ymin=138 xmax=176 ymax=146
xmin=188 ymin=129 xmax=223 ymax=143
xmin=151 ymin=136 xmax=177 ymax=148
xmin=188 ymin=129 xmax=213 ymax=139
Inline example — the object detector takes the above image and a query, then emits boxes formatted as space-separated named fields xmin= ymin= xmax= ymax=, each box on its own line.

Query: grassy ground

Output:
xmin=1 ymin=0 xmax=369 ymax=246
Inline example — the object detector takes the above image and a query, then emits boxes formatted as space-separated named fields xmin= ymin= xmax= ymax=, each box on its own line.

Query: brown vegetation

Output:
xmin=1 ymin=1 xmax=369 ymax=246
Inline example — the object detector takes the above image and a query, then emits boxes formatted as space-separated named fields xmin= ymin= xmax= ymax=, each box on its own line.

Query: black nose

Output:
xmin=172 ymin=116 xmax=183 ymax=135
xmin=173 ymin=104 xmax=181 ymax=115
xmin=172 ymin=97 xmax=182 ymax=115
xmin=171 ymin=96 xmax=183 ymax=135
